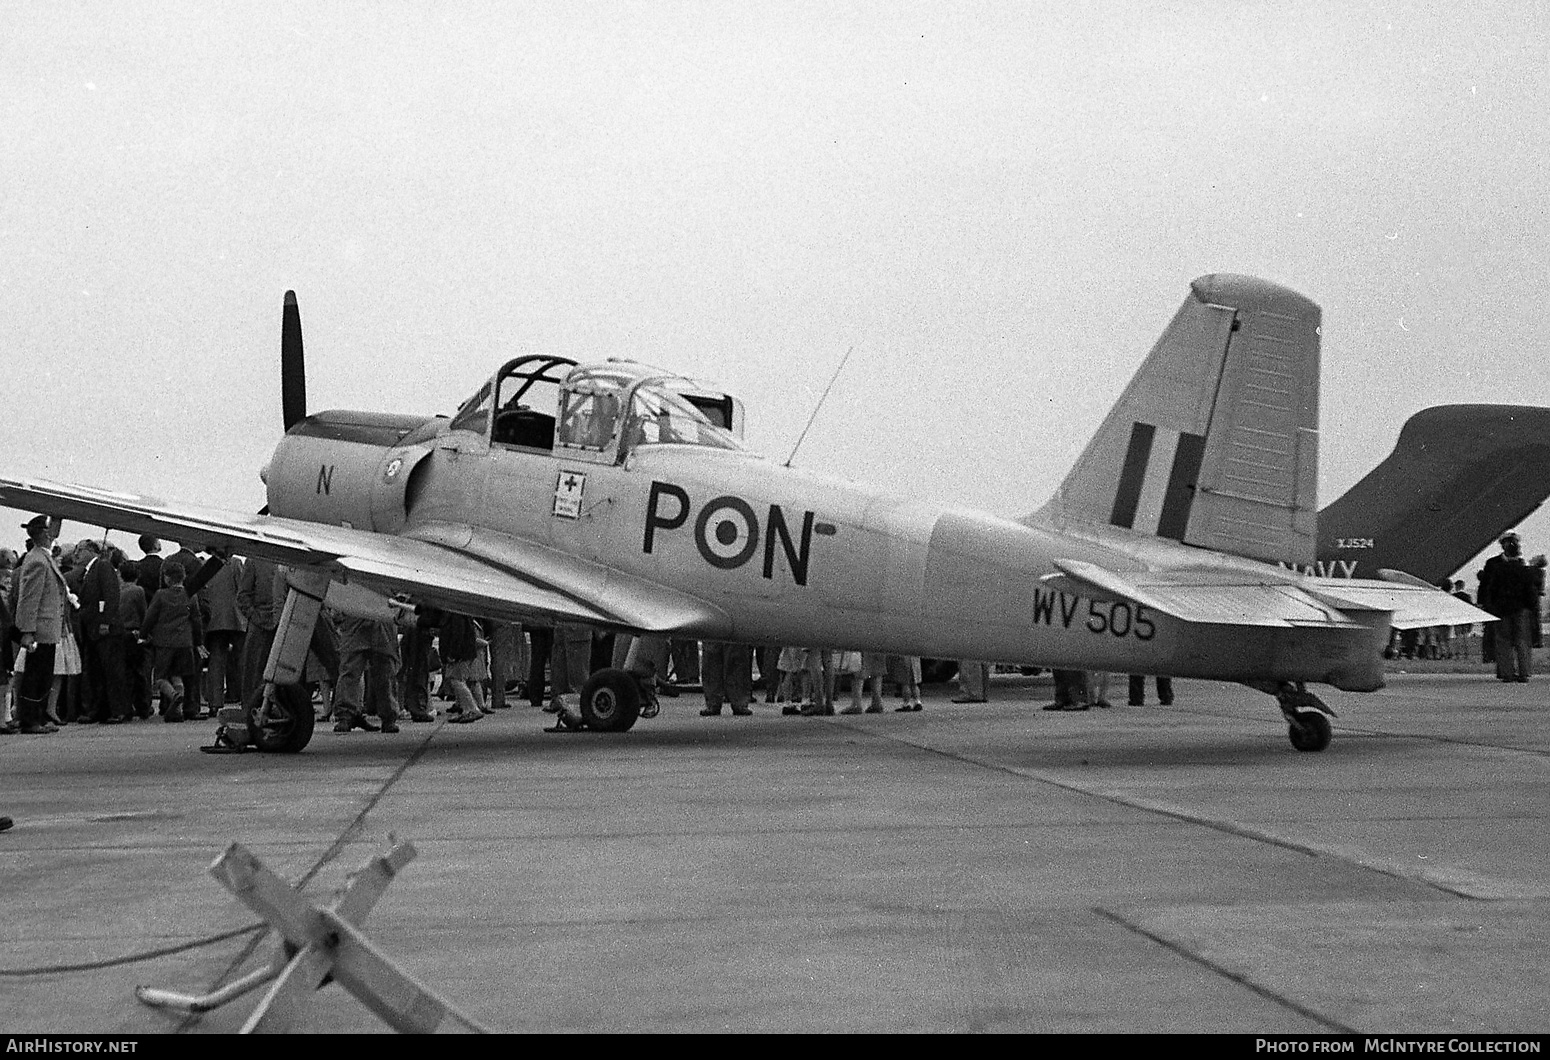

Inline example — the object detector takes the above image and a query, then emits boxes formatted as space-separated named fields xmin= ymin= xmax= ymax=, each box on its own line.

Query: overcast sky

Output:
xmin=3 ymin=2 xmax=1547 ymax=575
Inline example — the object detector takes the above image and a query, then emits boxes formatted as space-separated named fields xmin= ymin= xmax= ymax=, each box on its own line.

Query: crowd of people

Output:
xmin=3 ymin=519 xmax=1544 ymax=740
xmin=0 ymin=518 xmax=941 ymax=736
xmin=1382 ymin=531 xmax=1547 ymax=683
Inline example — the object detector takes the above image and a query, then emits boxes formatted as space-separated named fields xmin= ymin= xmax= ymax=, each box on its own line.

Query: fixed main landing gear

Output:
xmin=547 ymin=668 xmax=659 ymax=733
xmin=1273 ymin=682 xmax=1335 ymax=752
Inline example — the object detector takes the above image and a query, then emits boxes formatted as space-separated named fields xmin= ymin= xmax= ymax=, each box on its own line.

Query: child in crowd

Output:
xmin=138 ymin=561 xmax=204 ymax=723
xmin=841 ymin=652 xmax=887 ymax=714
xmin=776 ymin=645 xmax=806 ymax=715
xmin=798 ymin=648 xmax=835 ymax=716
xmin=890 ymin=655 xmax=924 ymax=712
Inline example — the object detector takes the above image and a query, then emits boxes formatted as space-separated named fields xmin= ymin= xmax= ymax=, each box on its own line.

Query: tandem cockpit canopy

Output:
xmin=450 ymin=355 xmax=746 ymax=462
xmin=556 ymin=362 xmax=746 ymax=458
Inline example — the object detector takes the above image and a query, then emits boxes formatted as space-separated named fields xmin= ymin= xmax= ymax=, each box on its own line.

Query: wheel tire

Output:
xmin=248 ymin=683 xmax=316 ymax=754
xmin=1287 ymin=712 xmax=1332 ymax=753
xmin=919 ymin=659 xmax=959 ymax=685
xmin=579 ymin=669 xmax=641 ymax=733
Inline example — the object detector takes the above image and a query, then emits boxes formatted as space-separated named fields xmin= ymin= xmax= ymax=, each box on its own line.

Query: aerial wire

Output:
xmin=784 ymin=344 xmax=856 ymax=468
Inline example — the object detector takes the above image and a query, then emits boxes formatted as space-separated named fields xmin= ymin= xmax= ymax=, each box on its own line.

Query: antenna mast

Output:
xmin=784 ymin=345 xmax=856 ymax=468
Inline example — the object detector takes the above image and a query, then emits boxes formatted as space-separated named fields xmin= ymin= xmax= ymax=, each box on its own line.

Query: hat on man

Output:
xmin=21 ymin=514 xmax=50 ymax=534
xmin=1501 ymin=530 xmax=1521 ymax=544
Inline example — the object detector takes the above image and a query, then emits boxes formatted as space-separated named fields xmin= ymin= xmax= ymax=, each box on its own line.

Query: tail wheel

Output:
xmin=248 ymin=683 xmax=316 ymax=753
xmin=579 ymin=669 xmax=642 ymax=733
xmin=1287 ymin=712 xmax=1332 ymax=752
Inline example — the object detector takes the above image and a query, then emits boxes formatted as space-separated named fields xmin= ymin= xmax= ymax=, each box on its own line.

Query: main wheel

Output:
xmin=579 ymin=669 xmax=641 ymax=733
xmin=248 ymin=683 xmax=316 ymax=753
xmin=1287 ymin=712 xmax=1332 ymax=752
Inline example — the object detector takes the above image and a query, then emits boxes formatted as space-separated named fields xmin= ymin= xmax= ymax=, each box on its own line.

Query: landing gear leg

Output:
xmin=205 ymin=571 xmax=329 ymax=755
xmin=1274 ymin=682 xmax=1335 ymax=752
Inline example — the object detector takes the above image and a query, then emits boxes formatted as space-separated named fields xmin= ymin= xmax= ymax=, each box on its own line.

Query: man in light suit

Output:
xmin=12 ymin=515 xmax=68 ymax=734
xmin=77 ymin=538 xmax=131 ymax=723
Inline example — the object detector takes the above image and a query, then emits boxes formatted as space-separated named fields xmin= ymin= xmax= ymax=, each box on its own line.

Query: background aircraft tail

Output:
xmin=1317 ymin=405 xmax=1550 ymax=583
xmin=1033 ymin=274 xmax=1321 ymax=566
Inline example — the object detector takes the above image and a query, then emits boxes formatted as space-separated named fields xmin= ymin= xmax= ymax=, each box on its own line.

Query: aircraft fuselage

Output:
xmin=267 ymin=420 xmax=1387 ymax=691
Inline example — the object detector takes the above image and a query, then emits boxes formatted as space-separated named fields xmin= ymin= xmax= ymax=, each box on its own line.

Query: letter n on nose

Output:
xmin=644 ymin=481 xmax=690 ymax=553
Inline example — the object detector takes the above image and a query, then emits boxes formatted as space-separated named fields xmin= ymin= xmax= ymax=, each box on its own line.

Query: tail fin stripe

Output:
xmin=1132 ymin=427 xmax=1181 ymax=533
xmin=1109 ymin=422 xmax=1156 ymax=529
xmin=1157 ymin=432 xmax=1207 ymax=540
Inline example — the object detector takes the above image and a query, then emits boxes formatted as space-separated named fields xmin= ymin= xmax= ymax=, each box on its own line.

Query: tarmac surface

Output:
xmin=1 ymin=666 xmax=1547 ymax=1035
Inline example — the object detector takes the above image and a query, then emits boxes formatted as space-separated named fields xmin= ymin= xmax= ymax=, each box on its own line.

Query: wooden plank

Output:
xmin=241 ymin=942 xmax=335 ymax=1034
xmin=334 ymin=842 xmax=416 ymax=924
xmin=321 ymin=910 xmax=489 ymax=1034
xmin=209 ymin=844 xmax=324 ymax=948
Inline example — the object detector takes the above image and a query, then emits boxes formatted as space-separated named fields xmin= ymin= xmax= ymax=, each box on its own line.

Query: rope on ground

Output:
xmin=0 ymin=922 xmax=266 ymax=976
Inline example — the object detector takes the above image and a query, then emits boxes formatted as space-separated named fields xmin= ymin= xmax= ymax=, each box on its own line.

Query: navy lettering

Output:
xmin=1086 ymin=599 xmax=1107 ymax=634
xmin=763 ymin=505 xmax=814 ymax=586
xmin=316 ymin=464 xmax=334 ymax=495
xmin=643 ymin=480 xmax=690 ymax=553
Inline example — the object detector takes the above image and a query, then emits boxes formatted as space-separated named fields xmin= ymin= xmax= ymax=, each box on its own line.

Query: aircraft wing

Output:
xmin=1047 ymin=560 xmax=1493 ymax=630
xmin=0 ymin=473 xmax=729 ymax=635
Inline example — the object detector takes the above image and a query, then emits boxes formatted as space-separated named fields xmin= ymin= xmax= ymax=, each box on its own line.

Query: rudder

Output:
xmin=1034 ymin=274 xmax=1321 ymax=566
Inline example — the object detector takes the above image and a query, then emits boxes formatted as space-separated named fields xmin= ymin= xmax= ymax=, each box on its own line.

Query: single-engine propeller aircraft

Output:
xmin=0 ymin=274 xmax=1487 ymax=754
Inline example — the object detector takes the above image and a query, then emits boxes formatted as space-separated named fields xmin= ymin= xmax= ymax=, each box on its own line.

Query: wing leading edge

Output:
xmin=0 ymin=473 xmax=729 ymax=636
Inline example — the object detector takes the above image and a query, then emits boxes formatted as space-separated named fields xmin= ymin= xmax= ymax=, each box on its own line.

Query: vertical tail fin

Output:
xmin=1317 ymin=405 xmax=1550 ymax=582
xmin=1035 ymin=274 xmax=1322 ymax=566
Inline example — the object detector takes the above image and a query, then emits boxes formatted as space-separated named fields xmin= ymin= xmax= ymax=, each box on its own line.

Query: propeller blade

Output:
xmin=281 ymin=290 xmax=307 ymax=430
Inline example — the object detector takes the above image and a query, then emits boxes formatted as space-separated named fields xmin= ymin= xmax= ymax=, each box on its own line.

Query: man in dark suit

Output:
xmin=198 ymin=546 xmax=246 ymax=709
xmin=1483 ymin=531 xmax=1536 ymax=682
xmin=236 ymin=554 xmax=279 ymax=707
xmin=133 ymin=535 xmax=167 ymax=712
xmin=136 ymin=535 xmax=165 ymax=607
xmin=77 ymin=540 xmax=131 ymax=723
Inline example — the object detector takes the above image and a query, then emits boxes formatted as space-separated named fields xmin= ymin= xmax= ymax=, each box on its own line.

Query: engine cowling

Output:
xmin=265 ymin=410 xmax=443 ymax=533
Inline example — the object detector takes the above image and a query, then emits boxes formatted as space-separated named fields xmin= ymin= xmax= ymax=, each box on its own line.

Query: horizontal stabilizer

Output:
xmin=1048 ymin=559 xmax=1364 ymax=628
xmin=1301 ymin=577 xmax=1494 ymax=631
xmin=1377 ymin=568 xmax=1437 ymax=589
xmin=1047 ymin=558 xmax=1494 ymax=631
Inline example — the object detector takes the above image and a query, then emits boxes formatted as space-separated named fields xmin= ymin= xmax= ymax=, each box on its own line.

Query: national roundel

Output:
xmin=693 ymin=495 xmax=761 ymax=569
